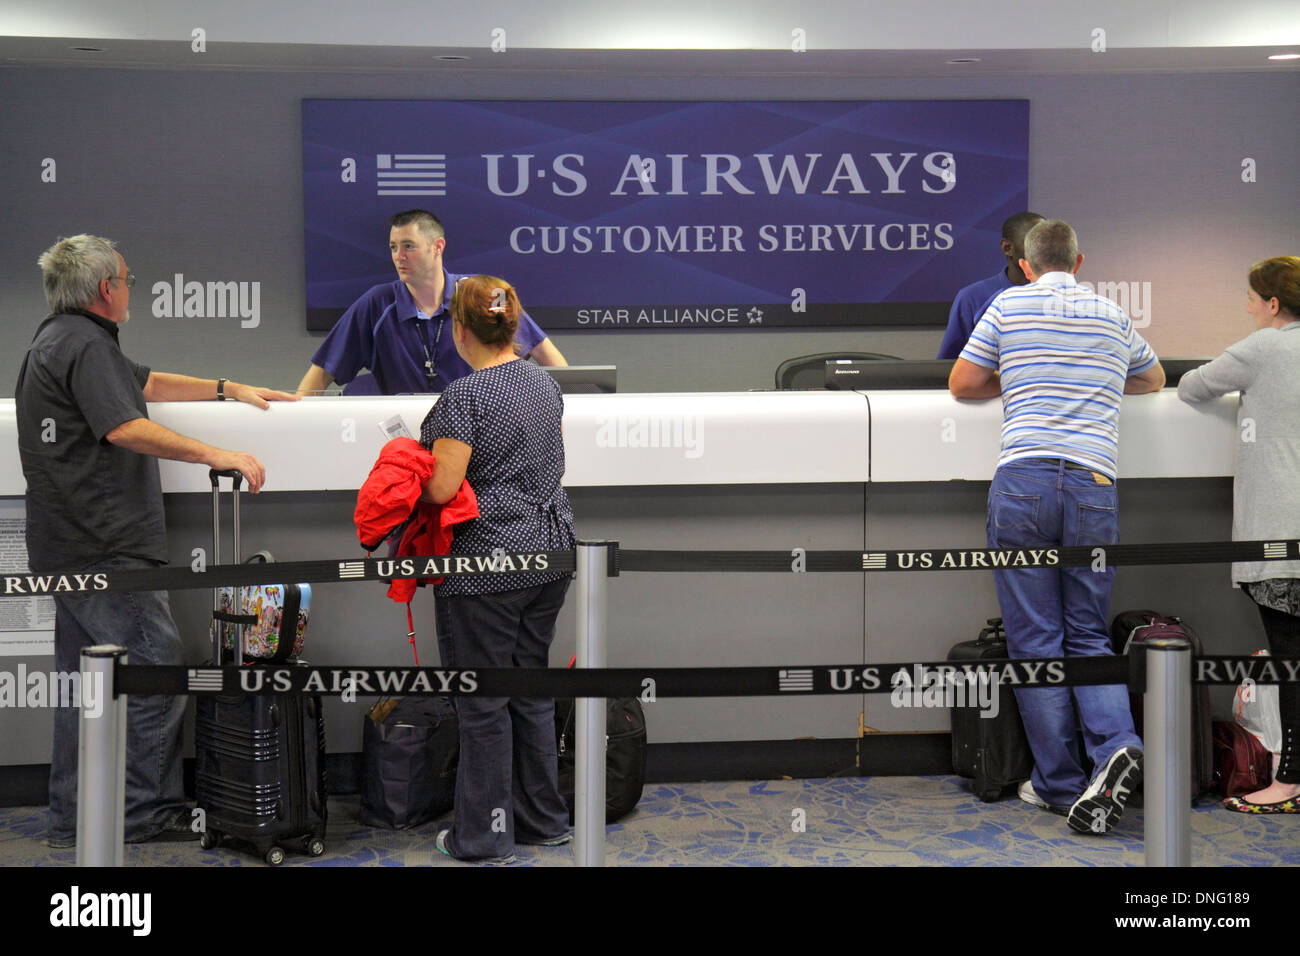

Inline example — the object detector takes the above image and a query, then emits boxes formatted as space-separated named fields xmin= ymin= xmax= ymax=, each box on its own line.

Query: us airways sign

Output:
xmin=861 ymin=549 xmax=1061 ymax=571
xmin=304 ymin=99 xmax=1028 ymax=332
xmin=185 ymin=666 xmax=480 ymax=695
xmin=376 ymin=553 xmax=550 ymax=577
xmin=335 ymin=551 xmax=558 ymax=582
xmin=3 ymin=572 xmax=109 ymax=595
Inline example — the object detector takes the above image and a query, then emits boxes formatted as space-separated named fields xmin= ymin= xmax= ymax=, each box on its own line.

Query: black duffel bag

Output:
xmin=555 ymin=696 xmax=647 ymax=824
xmin=360 ymin=696 xmax=459 ymax=829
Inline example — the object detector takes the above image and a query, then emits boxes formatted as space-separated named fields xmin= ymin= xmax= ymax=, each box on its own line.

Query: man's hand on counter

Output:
xmin=228 ymin=382 xmax=301 ymax=410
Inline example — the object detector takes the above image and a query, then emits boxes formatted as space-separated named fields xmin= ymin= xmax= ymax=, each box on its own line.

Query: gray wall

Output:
xmin=0 ymin=66 xmax=1296 ymax=395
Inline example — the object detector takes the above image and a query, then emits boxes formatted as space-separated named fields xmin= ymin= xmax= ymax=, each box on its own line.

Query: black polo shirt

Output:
xmin=15 ymin=309 xmax=167 ymax=572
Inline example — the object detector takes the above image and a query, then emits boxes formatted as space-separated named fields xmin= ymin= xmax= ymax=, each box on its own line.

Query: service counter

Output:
xmin=0 ymin=391 xmax=1256 ymax=780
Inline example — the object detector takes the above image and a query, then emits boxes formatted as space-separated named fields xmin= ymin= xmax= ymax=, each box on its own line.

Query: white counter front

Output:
xmin=865 ymin=389 xmax=1239 ymax=483
xmin=0 ymin=388 xmax=1238 ymax=495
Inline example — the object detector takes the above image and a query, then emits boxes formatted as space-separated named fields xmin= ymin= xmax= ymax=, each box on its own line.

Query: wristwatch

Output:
xmin=216 ymin=378 xmax=228 ymax=401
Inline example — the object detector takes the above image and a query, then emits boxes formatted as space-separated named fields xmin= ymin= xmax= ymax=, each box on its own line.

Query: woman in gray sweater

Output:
xmin=1179 ymin=255 xmax=1300 ymax=812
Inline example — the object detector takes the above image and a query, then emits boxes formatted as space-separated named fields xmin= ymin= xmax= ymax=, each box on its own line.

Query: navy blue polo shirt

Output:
xmin=15 ymin=309 xmax=167 ymax=572
xmin=936 ymin=268 xmax=1013 ymax=360
xmin=311 ymin=272 xmax=549 ymax=394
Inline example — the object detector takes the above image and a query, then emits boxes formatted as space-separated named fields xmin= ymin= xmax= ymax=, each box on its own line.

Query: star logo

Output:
xmin=747 ymin=307 xmax=763 ymax=325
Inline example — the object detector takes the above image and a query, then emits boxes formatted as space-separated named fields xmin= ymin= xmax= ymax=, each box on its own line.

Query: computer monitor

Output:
xmin=542 ymin=365 xmax=617 ymax=394
xmin=1157 ymin=358 xmax=1212 ymax=384
xmin=825 ymin=359 xmax=955 ymax=390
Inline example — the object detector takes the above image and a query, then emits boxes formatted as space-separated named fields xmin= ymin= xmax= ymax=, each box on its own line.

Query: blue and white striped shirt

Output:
xmin=958 ymin=272 xmax=1157 ymax=478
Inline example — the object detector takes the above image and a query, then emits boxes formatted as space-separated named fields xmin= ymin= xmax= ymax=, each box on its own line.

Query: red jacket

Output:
xmin=353 ymin=437 xmax=479 ymax=601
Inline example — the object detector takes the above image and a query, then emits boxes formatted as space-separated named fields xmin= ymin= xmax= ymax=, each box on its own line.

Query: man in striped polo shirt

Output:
xmin=949 ymin=219 xmax=1165 ymax=835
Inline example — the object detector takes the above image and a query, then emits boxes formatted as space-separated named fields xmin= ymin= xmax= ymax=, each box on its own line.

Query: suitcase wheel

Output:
xmin=199 ymin=830 xmax=221 ymax=850
xmin=976 ymin=786 xmax=1002 ymax=803
xmin=265 ymin=846 xmax=286 ymax=866
xmin=305 ymin=837 xmax=325 ymax=857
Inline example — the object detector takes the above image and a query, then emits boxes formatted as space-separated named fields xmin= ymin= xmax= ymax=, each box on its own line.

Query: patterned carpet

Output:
xmin=4 ymin=775 xmax=1298 ymax=867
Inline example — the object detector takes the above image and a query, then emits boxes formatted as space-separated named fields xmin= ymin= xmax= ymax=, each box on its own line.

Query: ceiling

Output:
xmin=1 ymin=39 xmax=1297 ymax=77
xmin=1 ymin=0 xmax=1297 ymax=76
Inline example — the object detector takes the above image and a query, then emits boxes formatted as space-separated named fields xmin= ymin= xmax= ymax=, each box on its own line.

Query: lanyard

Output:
xmin=420 ymin=314 xmax=446 ymax=391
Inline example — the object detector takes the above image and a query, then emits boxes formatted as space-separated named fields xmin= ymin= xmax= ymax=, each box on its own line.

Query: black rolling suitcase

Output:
xmin=949 ymin=617 xmax=1035 ymax=801
xmin=195 ymin=469 xmax=328 ymax=865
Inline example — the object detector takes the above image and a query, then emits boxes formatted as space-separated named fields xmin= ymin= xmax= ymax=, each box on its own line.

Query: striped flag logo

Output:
xmin=1264 ymin=542 xmax=1288 ymax=559
xmin=187 ymin=668 xmax=223 ymax=692
xmin=338 ymin=561 xmax=367 ymax=579
xmin=778 ymin=668 xmax=815 ymax=692
xmin=861 ymin=553 xmax=887 ymax=570
xmin=376 ymin=153 xmax=446 ymax=196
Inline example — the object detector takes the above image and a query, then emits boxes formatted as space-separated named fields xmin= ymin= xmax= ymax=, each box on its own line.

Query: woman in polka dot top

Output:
xmin=419 ymin=274 xmax=576 ymax=862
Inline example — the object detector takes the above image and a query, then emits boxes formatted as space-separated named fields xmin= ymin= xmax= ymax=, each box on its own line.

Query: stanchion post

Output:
xmin=77 ymin=646 xmax=127 ymax=867
xmin=574 ymin=540 xmax=614 ymax=868
xmin=1143 ymin=636 xmax=1191 ymax=867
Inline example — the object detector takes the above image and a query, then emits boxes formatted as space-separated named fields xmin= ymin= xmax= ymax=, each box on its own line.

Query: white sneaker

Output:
xmin=1019 ymin=779 xmax=1069 ymax=816
xmin=1018 ymin=779 xmax=1048 ymax=809
xmin=1068 ymin=747 xmax=1143 ymax=835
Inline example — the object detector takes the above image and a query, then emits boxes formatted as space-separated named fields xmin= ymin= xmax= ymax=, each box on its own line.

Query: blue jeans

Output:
xmin=436 ymin=578 xmax=572 ymax=859
xmin=987 ymin=459 xmax=1142 ymax=806
xmin=49 ymin=556 xmax=187 ymax=842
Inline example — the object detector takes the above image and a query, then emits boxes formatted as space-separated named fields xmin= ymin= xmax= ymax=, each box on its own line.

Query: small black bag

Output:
xmin=360 ymin=696 xmax=459 ymax=829
xmin=949 ymin=617 xmax=1035 ymax=801
xmin=555 ymin=696 xmax=647 ymax=824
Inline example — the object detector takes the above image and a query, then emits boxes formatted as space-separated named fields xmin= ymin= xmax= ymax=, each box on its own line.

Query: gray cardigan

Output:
xmin=1178 ymin=320 xmax=1300 ymax=585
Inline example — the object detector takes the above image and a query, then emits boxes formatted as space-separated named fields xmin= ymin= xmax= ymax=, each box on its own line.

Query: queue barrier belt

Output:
xmin=3 ymin=539 xmax=1298 ymax=596
xmin=113 ymin=655 xmax=1300 ymax=699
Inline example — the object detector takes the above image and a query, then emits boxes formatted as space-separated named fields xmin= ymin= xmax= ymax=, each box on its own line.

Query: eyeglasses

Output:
xmin=105 ymin=272 xmax=136 ymax=289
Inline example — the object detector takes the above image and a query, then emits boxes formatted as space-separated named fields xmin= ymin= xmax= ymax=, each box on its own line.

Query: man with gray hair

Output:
xmin=15 ymin=234 xmax=296 ymax=847
xmin=949 ymin=219 xmax=1165 ymax=835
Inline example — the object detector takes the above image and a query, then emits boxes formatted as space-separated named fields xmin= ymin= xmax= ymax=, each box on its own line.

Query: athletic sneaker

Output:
xmin=1068 ymin=747 xmax=1143 ymax=835
xmin=1017 ymin=779 xmax=1069 ymax=817
xmin=518 ymin=831 xmax=572 ymax=847
xmin=435 ymin=825 xmax=517 ymax=865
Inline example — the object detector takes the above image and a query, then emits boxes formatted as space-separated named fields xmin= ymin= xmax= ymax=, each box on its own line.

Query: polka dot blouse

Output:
xmin=419 ymin=359 xmax=575 ymax=596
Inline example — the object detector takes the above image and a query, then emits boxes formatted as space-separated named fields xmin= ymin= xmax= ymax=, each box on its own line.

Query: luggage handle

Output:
xmin=210 ymin=469 xmax=246 ymax=665
xmin=1121 ymin=613 xmax=1186 ymax=656
xmin=209 ymin=468 xmax=246 ymax=488
xmin=977 ymin=617 xmax=1005 ymax=644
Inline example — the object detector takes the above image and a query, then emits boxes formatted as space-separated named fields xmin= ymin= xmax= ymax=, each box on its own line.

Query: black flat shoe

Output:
xmin=1223 ymin=795 xmax=1300 ymax=814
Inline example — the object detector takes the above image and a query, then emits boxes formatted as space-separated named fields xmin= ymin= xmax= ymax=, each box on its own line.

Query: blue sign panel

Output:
xmin=303 ymin=100 xmax=1028 ymax=331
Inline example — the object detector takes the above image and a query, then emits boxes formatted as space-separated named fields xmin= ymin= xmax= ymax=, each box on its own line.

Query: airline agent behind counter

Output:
xmin=296 ymin=209 xmax=566 ymax=395
xmin=418 ymin=274 xmax=577 ymax=862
